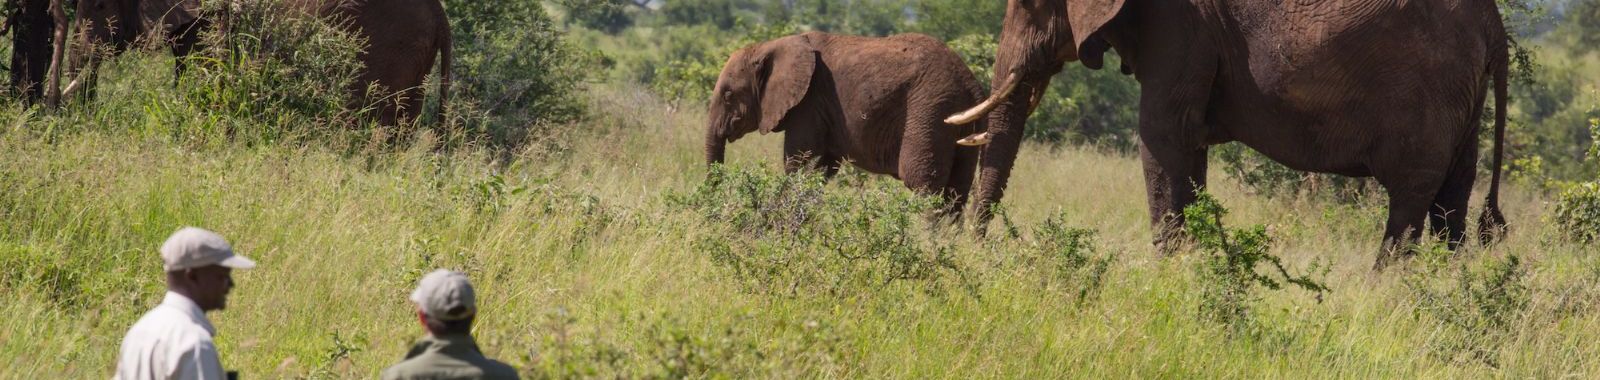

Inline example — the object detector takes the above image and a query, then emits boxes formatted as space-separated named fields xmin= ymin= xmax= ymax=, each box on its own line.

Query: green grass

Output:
xmin=2 ymin=53 xmax=1598 ymax=378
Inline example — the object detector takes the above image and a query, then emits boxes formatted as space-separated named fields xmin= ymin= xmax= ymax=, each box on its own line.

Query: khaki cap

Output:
xmin=410 ymin=270 xmax=477 ymax=321
xmin=160 ymin=227 xmax=257 ymax=272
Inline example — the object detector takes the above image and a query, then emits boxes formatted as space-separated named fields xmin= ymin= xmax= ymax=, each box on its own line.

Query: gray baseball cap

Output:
xmin=410 ymin=270 xmax=477 ymax=321
xmin=160 ymin=227 xmax=257 ymax=272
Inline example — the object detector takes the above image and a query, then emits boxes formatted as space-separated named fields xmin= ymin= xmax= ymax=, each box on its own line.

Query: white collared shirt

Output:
xmin=113 ymin=292 xmax=226 ymax=380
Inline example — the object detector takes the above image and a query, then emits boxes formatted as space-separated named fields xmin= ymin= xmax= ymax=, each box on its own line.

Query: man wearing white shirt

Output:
xmin=115 ymin=227 xmax=257 ymax=380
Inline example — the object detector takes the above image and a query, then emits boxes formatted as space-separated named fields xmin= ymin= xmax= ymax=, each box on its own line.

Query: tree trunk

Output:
xmin=41 ymin=0 xmax=66 ymax=107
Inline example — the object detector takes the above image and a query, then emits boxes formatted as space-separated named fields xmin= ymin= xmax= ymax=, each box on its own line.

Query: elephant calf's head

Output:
xmin=704 ymin=34 xmax=818 ymax=165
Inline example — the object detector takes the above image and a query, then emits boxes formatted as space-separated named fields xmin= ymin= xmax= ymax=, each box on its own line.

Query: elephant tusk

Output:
xmin=945 ymin=73 xmax=1019 ymax=125
xmin=60 ymin=78 xmax=82 ymax=99
xmin=957 ymin=132 xmax=992 ymax=146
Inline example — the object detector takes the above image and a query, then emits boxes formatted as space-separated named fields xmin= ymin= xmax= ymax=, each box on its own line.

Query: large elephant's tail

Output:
xmin=437 ymin=16 xmax=453 ymax=125
xmin=1478 ymin=30 xmax=1510 ymax=245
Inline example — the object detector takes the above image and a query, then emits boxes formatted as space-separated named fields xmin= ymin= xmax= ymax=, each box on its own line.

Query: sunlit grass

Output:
xmin=0 ymin=60 xmax=1596 ymax=378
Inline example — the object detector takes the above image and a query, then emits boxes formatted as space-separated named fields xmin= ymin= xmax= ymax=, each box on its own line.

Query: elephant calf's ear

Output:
xmin=756 ymin=37 xmax=818 ymax=134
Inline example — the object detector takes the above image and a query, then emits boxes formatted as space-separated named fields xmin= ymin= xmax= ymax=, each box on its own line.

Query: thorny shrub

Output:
xmin=182 ymin=3 xmax=369 ymax=141
xmin=671 ymin=165 xmax=975 ymax=298
xmin=524 ymin=310 xmax=850 ymax=378
xmin=1403 ymin=246 xmax=1531 ymax=368
xmin=1016 ymin=213 xmax=1115 ymax=306
xmin=1184 ymin=191 xmax=1330 ymax=332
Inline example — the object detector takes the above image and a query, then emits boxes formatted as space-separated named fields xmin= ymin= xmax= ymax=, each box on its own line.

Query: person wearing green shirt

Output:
xmin=382 ymin=270 xmax=518 ymax=380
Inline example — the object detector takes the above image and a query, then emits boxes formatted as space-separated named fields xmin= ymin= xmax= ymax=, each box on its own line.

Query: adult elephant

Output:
xmin=70 ymin=0 xmax=451 ymax=124
xmin=706 ymin=32 xmax=984 ymax=216
xmin=947 ymin=0 xmax=1510 ymax=266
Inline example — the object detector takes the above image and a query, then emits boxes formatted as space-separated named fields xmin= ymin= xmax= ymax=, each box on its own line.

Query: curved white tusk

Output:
xmin=957 ymin=132 xmax=992 ymax=146
xmin=945 ymin=73 xmax=1019 ymax=125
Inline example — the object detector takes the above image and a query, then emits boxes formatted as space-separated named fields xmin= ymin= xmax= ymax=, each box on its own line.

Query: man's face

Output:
xmin=186 ymin=266 xmax=235 ymax=311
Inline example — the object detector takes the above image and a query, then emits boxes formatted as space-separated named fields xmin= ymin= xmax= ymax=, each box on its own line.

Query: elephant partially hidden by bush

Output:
xmin=69 ymin=0 xmax=451 ymax=124
xmin=947 ymin=0 xmax=1511 ymax=266
xmin=706 ymin=32 xmax=986 ymax=216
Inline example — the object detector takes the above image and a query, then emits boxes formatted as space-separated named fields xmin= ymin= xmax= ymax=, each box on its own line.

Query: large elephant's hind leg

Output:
xmin=169 ymin=18 xmax=209 ymax=86
xmin=1428 ymin=137 xmax=1480 ymax=250
xmin=1373 ymin=158 xmax=1451 ymax=269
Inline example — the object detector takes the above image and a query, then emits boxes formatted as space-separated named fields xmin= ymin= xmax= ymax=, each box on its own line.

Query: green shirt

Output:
xmin=381 ymin=333 xmax=519 ymax=380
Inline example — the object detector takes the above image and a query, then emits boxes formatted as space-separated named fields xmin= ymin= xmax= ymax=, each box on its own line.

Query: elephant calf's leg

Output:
xmin=782 ymin=129 xmax=831 ymax=176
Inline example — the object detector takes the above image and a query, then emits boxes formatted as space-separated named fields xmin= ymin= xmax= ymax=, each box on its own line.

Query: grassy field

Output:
xmin=2 ymin=54 xmax=1598 ymax=379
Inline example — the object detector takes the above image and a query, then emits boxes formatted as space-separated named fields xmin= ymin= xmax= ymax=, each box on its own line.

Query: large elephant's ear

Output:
xmin=755 ymin=35 xmax=818 ymax=134
xmin=1069 ymin=0 xmax=1128 ymax=53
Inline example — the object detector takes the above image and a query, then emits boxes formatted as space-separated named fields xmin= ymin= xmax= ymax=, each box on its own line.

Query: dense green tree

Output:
xmin=560 ymin=0 xmax=636 ymax=35
xmin=910 ymin=0 xmax=1003 ymax=40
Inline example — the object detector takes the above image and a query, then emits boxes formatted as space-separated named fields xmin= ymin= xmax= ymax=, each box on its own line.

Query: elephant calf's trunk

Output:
xmin=705 ymin=132 xmax=727 ymax=165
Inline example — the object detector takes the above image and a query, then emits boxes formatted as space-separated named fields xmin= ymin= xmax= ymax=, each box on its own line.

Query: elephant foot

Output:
xmin=1371 ymin=242 xmax=1418 ymax=271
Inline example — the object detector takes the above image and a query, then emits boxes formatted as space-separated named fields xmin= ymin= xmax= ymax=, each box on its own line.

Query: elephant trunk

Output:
xmin=705 ymin=127 xmax=727 ymax=165
xmin=971 ymin=86 xmax=1036 ymax=225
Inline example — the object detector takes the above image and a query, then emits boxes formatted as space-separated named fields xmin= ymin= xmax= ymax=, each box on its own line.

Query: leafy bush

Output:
xmin=649 ymin=23 xmax=798 ymax=107
xmin=557 ymin=0 xmax=636 ymax=35
xmin=1405 ymin=250 xmax=1531 ymax=367
xmin=671 ymin=165 xmax=974 ymax=298
xmin=1016 ymin=214 xmax=1114 ymax=306
xmin=526 ymin=311 xmax=849 ymax=378
xmin=180 ymin=3 xmax=369 ymax=142
xmin=1184 ymin=191 xmax=1330 ymax=331
xmin=446 ymin=0 xmax=593 ymax=145
xmin=1549 ymin=119 xmax=1600 ymax=245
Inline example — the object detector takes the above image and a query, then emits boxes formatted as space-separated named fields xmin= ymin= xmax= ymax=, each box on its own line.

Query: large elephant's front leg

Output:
xmin=1139 ymin=133 xmax=1208 ymax=253
xmin=1133 ymin=59 xmax=1217 ymax=253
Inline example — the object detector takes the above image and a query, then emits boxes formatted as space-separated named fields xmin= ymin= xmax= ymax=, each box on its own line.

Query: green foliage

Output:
xmin=1552 ymin=182 xmax=1600 ymax=244
xmin=1026 ymin=60 xmax=1142 ymax=147
xmin=671 ymin=165 xmax=974 ymax=298
xmin=759 ymin=0 xmax=907 ymax=36
xmin=649 ymin=22 xmax=799 ymax=106
xmin=1018 ymin=214 xmax=1114 ymax=306
xmin=944 ymin=34 xmax=997 ymax=86
xmin=1563 ymin=0 xmax=1600 ymax=56
xmin=180 ymin=4 xmax=368 ymax=141
xmin=909 ymin=0 xmax=1004 ymax=40
xmin=559 ymin=0 xmax=636 ymax=34
xmin=1405 ymin=251 xmax=1531 ymax=367
xmin=526 ymin=311 xmax=849 ymax=378
xmin=659 ymin=0 xmax=741 ymax=30
xmin=1184 ymin=192 xmax=1330 ymax=331
xmin=1548 ymin=119 xmax=1600 ymax=245
xmin=446 ymin=0 xmax=592 ymax=145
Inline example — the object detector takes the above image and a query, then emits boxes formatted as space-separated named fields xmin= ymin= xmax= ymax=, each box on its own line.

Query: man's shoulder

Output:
xmin=479 ymin=358 xmax=519 ymax=379
xmin=123 ymin=306 xmax=212 ymax=344
xmin=380 ymin=353 xmax=520 ymax=380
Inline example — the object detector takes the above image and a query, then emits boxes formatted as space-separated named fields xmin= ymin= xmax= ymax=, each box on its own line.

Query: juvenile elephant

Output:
xmin=947 ymin=0 xmax=1510 ymax=266
xmin=706 ymin=32 xmax=985 ymax=215
xmin=70 ymin=0 xmax=451 ymax=124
